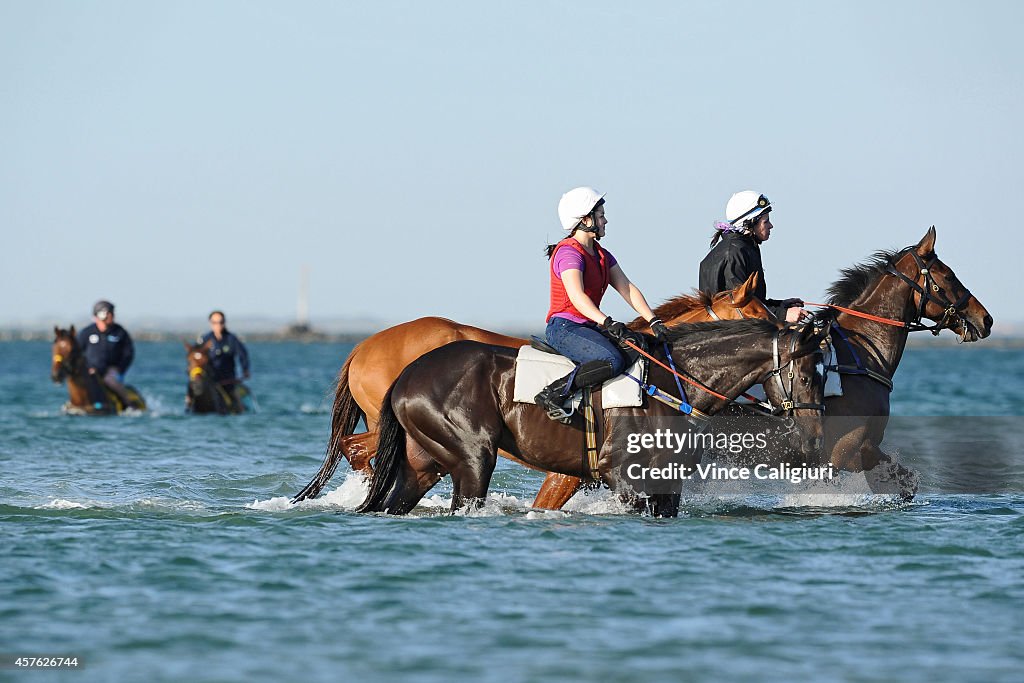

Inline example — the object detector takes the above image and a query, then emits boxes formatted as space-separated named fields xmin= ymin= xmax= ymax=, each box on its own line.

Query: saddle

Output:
xmin=512 ymin=337 xmax=648 ymax=410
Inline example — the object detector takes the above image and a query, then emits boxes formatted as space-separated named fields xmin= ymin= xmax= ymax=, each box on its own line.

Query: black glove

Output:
xmin=600 ymin=316 xmax=628 ymax=342
xmin=780 ymin=297 xmax=805 ymax=309
xmin=649 ymin=317 xmax=670 ymax=342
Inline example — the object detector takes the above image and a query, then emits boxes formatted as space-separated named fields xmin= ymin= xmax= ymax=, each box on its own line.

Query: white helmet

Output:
xmin=726 ymin=190 xmax=772 ymax=227
xmin=557 ymin=186 xmax=606 ymax=231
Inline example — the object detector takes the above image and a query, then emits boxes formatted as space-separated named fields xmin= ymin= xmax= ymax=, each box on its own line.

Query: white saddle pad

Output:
xmin=512 ymin=346 xmax=645 ymax=409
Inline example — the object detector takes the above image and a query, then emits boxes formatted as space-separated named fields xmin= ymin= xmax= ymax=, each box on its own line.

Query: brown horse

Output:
xmin=291 ymin=273 xmax=771 ymax=503
xmin=356 ymin=319 xmax=828 ymax=517
xmin=184 ymin=340 xmax=249 ymax=414
xmin=51 ymin=327 xmax=146 ymax=414
xmin=818 ymin=227 xmax=991 ymax=480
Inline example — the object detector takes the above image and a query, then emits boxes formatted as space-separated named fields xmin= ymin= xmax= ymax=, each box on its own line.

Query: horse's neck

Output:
xmin=66 ymin=368 xmax=91 ymax=407
xmin=837 ymin=274 xmax=913 ymax=375
xmin=666 ymin=343 xmax=766 ymax=413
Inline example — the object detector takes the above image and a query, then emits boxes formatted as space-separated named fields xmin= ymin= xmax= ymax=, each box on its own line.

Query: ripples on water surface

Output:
xmin=1 ymin=341 xmax=1022 ymax=682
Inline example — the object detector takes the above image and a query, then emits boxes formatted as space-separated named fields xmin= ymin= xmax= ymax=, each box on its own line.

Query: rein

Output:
xmin=620 ymin=329 xmax=824 ymax=417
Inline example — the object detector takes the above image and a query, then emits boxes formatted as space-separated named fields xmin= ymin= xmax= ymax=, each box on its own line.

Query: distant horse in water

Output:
xmin=292 ymin=273 xmax=772 ymax=503
xmin=51 ymin=326 xmax=146 ymax=415
xmin=184 ymin=340 xmax=249 ymax=415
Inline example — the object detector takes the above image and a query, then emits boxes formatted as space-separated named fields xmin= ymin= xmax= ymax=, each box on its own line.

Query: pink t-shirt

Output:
xmin=550 ymin=244 xmax=617 ymax=324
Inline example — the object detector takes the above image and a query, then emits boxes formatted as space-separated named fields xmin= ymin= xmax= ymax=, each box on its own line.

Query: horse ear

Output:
xmin=54 ymin=326 xmax=60 ymax=337
xmin=201 ymin=338 xmax=214 ymax=351
xmin=734 ymin=272 xmax=759 ymax=304
xmin=183 ymin=340 xmax=193 ymax=351
xmin=69 ymin=325 xmax=75 ymax=337
xmin=916 ymin=226 xmax=937 ymax=255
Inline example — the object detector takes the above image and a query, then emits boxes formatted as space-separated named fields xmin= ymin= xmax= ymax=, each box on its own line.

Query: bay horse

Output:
xmin=291 ymin=273 xmax=771 ymax=503
xmin=356 ymin=319 xmax=829 ymax=517
xmin=816 ymin=227 xmax=991 ymax=481
xmin=184 ymin=340 xmax=249 ymax=414
xmin=51 ymin=326 xmax=146 ymax=414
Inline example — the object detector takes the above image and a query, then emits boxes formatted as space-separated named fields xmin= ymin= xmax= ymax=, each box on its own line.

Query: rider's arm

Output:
xmin=235 ymin=336 xmax=250 ymax=378
xmin=561 ymin=269 xmax=609 ymax=324
xmin=119 ymin=330 xmax=135 ymax=373
xmin=608 ymin=264 xmax=656 ymax=322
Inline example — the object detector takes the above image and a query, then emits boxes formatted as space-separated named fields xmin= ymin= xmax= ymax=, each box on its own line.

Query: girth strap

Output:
xmin=581 ymin=386 xmax=601 ymax=482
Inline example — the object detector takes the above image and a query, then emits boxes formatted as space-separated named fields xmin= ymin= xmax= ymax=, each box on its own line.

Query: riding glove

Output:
xmin=600 ymin=316 xmax=629 ymax=342
xmin=649 ymin=317 xmax=670 ymax=342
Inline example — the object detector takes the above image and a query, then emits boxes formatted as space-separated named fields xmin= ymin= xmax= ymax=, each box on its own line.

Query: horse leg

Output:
xmin=343 ymin=431 xmax=378 ymax=474
xmin=383 ymin=435 xmax=447 ymax=514
xmin=532 ymin=473 xmax=582 ymax=510
xmin=449 ymin=449 xmax=498 ymax=514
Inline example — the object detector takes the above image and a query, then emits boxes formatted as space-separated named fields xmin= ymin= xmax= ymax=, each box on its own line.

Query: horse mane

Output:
xmin=662 ymin=318 xmax=778 ymax=343
xmin=650 ymin=290 xmax=714 ymax=320
xmin=825 ymin=249 xmax=900 ymax=307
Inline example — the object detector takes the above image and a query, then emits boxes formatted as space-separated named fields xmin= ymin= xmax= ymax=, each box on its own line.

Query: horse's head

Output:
xmin=708 ymin=271 xmax=772 ymax=321
xmin=755 ymin=319 xmax=829 ymax=457
xmin=185 ymin=339 xmax=213 ymax=395
xmin=891 ymin=227 xmax=992 ymax=341
xmin=51 ymin=326 xmax=77 ymax=383
xmin=641 ymin=272 xmax=772 ymax=330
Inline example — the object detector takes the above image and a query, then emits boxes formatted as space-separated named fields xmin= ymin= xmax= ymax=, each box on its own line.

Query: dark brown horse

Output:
xmin=817 ymin=227 xmax=991 ymax=482
xmin=184 ymin=340 xmax=249 ymax=414
xmin=292 ymin=274 xmax=771 ymax=503
xmin=356 ymin=319 xmax=828 ymax=517
xmin=51 ymin=327 xmax=146 ymax=414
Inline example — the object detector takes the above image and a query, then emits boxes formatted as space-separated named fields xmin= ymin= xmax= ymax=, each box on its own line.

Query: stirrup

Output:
xmin=545 ymin=403 xmax=575 ymax=423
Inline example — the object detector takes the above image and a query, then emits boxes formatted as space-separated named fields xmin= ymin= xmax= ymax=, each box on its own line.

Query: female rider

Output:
xmin=534 ymin=186 xmax=669 ymax=421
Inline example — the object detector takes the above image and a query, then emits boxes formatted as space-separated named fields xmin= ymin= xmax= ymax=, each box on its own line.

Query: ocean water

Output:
xmin=1 ymin=340 xmax=1022 ymax=682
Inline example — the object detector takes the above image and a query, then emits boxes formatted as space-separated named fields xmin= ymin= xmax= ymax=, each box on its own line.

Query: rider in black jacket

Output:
xmin=698 ymin=191 xmax=807 ymax=322
xmin=77 ymin=300 xmax=135 ymax=407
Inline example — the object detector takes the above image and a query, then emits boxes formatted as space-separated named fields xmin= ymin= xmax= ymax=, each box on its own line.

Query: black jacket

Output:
xmin=198 ymin=330 xmax=250 ymax=383
xmin=78 ymin=322 xmax=134 ymax=375
xmin=698 ymin=232 xmax=787 ymax=320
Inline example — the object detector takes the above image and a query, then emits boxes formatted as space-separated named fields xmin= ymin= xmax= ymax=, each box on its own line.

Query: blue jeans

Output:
xmin=545 ymin=317 xmax=626 ymax=375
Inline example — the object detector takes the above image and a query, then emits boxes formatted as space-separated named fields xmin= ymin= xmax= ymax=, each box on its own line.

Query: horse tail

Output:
xmin=356 ymin=382 xmax=406 ymax=514
xmin=291 ymin=354 xmax=365 ymax=503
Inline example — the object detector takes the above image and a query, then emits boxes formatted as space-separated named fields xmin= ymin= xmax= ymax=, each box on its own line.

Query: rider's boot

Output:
xmin=535 ymin=360 xmax=616 ymax=423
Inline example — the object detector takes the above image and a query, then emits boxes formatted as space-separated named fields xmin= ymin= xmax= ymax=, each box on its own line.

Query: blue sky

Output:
xmin=2 ymin=1 xmax=1020 ymax=330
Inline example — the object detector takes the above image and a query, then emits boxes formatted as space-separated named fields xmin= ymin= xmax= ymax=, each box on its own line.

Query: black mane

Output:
xmin=825 ymin=249 xmax=900 ymax=307
xmin=663 ymin=318 xmax=778 ymax=343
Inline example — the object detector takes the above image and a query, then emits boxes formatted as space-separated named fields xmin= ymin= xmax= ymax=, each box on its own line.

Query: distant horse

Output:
xmin=51 ymin=326 xmax=146 ymax=414
xmin=356 ymin=319 xmax=828 ymax=517
xmin=184 ymin=340 xmax=249 ymax=415
xmin=816 ymin=227 xmax=991 ymax=481
xmin=292 ymin=273 xmax=771 ymax=503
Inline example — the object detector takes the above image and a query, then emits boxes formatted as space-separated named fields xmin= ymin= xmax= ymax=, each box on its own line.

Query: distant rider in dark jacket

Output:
xmin=198 ymin=311 xmax=250 ymax=403
xmin=698 ymin=191 xmax=807 ymax=322
xmin=77 ymin=300 xmax=135 ymax=408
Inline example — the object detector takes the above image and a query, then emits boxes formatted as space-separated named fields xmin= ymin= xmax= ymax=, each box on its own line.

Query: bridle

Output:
xmin=885 ymin=247 xmax=974 ymax=337
xmin=703 ymin=290 xmax=770 ymax=322
xmin=760 ymin=325 xmax=827 ymax=415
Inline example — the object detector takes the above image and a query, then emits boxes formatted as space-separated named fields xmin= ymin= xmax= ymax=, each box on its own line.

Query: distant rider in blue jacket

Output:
xmin=77 ymin=300 xmax=135 ymax=409
xmin=198 ymin=311 xmax=250 ymax=403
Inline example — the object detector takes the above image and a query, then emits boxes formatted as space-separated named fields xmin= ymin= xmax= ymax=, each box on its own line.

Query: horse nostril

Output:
xmin=983 ymin=314 xmax=993 ymax=331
